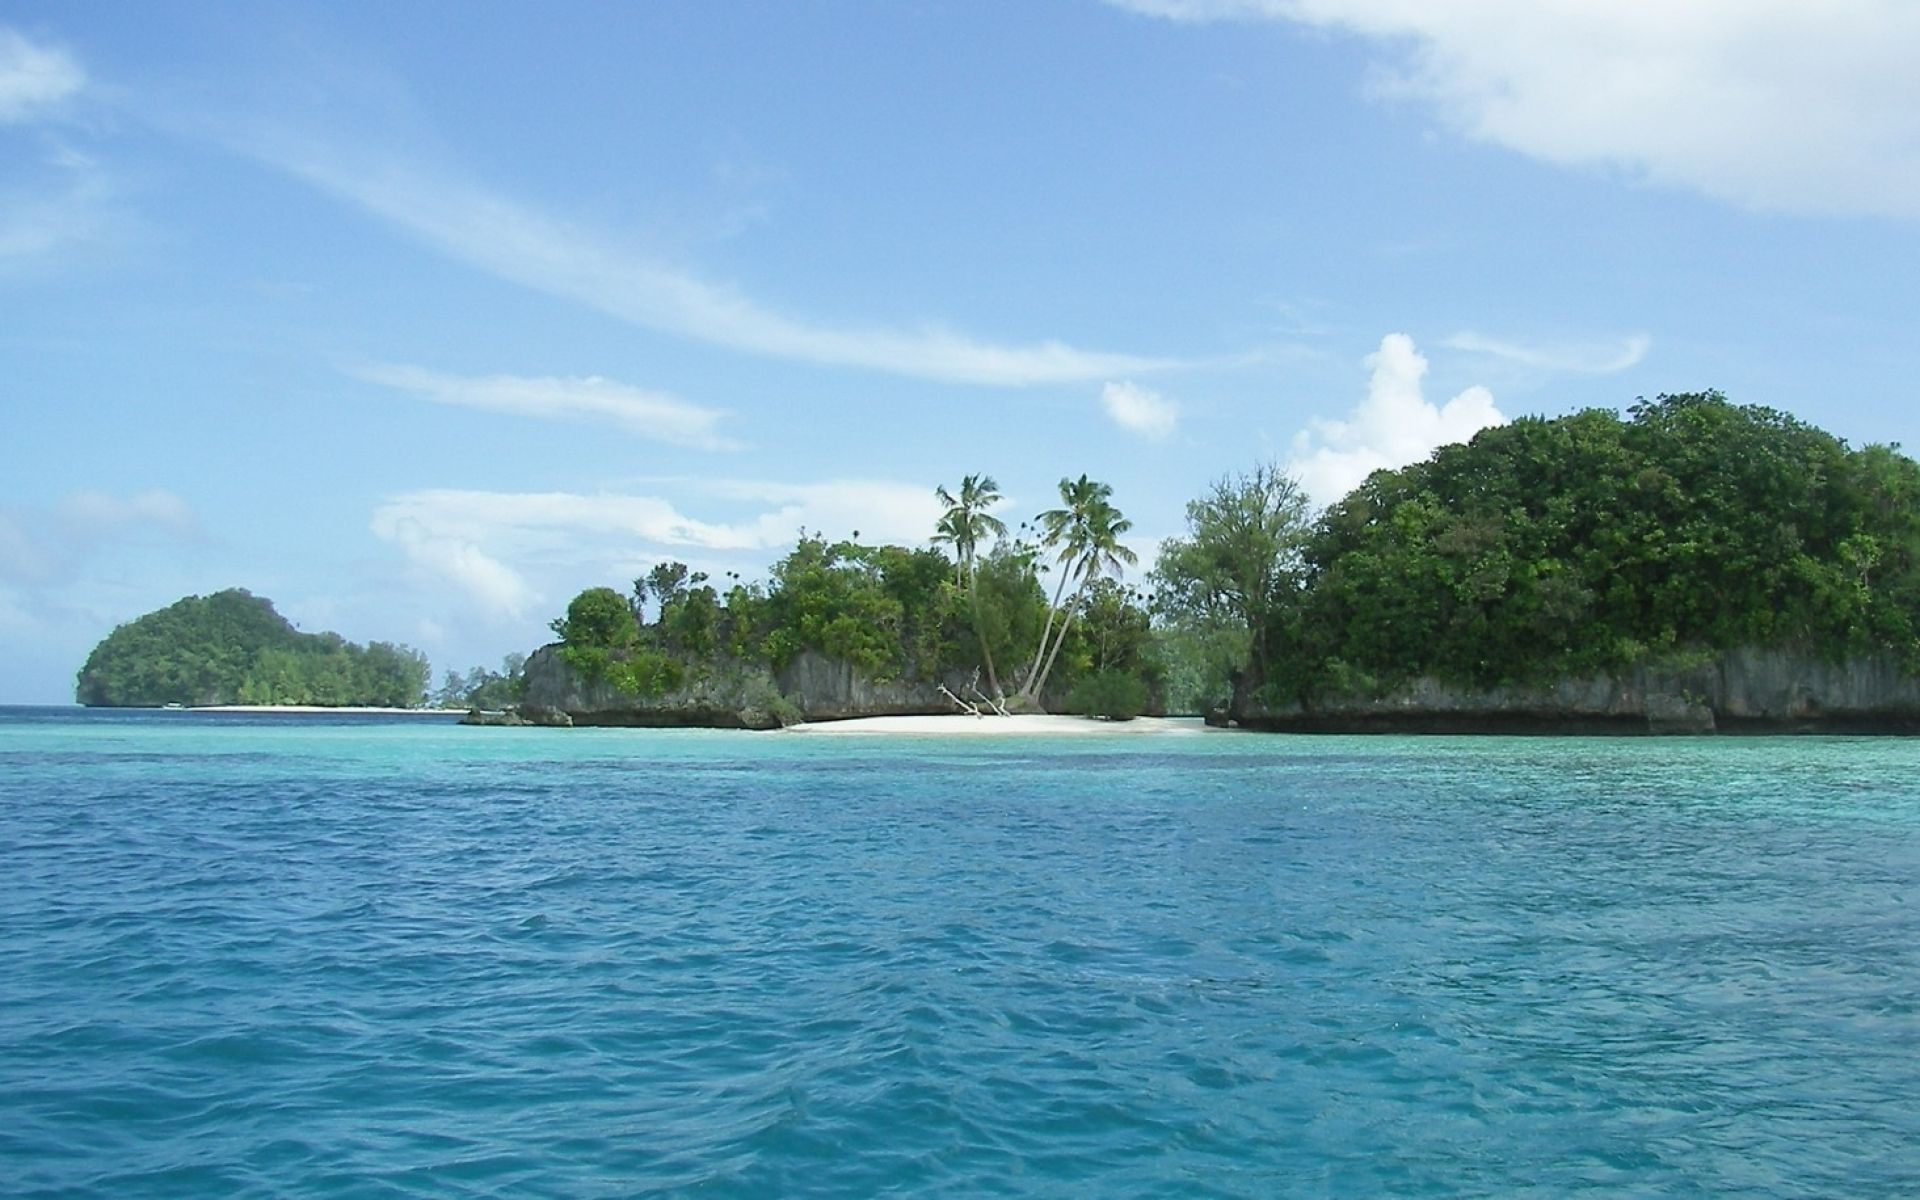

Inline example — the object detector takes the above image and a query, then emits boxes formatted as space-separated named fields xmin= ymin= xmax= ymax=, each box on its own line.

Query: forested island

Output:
xmin=76 ymin=394 xmax=1920 ymax=730
xmin=516 ymin=392 xmax=1920 ymax=732
xmin=76 ymin=589 xmax=432 ymax=708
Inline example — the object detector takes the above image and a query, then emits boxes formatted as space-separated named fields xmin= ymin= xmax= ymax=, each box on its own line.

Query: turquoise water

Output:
xmin=2 ymin=709 xmax=1916 ymax=1197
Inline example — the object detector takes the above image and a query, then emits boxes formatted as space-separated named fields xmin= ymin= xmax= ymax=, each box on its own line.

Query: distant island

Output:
xmin=76 ymin=589 xmax=430 ymax=708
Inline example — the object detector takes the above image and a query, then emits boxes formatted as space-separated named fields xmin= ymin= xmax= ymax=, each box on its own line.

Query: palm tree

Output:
xmin=1019 ymin=475 xmax=1100 ymax=695
xmin=1018 ymin=475 xmax=1136 ymax=705
xmin=932 ymin=474 xmax=1008 ymax=696
xmin=1029 ymin=496 xmax=1137 ymax=702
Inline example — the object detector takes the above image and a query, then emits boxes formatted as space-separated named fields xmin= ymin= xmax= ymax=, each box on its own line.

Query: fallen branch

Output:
xmin=937 ymin=684 xmax=982 ymax=717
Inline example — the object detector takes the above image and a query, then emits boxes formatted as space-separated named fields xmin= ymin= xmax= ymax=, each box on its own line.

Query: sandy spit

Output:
xmin=782 ymin=714 xmax=1216 ymax=737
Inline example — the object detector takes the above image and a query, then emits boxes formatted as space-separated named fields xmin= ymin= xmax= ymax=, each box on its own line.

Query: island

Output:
xmin=1215 ymin=392 xmax=1920 ymax=733
xmin=491 ymin=392 xmax=1920 ymax=734
xmin=75 ymin=589 xmax=431 ymax=709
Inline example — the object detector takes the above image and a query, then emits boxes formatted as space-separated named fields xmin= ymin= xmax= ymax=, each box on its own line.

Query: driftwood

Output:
xmin=937 ymin=684 xmax=982 ymax=717
xmin=969 ymin=684 xmax=1012 ymax=717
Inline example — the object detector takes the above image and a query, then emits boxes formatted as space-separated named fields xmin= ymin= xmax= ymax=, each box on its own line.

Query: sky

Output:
xmin=5 ymin=1 xmax=1920 ymax=703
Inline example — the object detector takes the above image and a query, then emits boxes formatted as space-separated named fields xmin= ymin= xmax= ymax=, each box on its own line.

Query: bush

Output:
xmin=553 ymin=587 xmax=637 ymax=648
xmin=1065 ymin=668 xmax=1148 ymax=721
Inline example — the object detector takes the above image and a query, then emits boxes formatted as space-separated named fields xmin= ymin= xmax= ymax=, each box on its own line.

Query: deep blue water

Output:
xmin=2 ymin=707 xmax=1916 ymax=1197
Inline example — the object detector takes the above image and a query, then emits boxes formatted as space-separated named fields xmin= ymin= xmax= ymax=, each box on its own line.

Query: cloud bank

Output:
xmin=357 ymin=364 xmax=739 ymax=451
xmin=1287 ymin=333 xmax=1504 ymax=504
xmin=370 ymin=479 xmax=944 ymax=620
xmin=1109 ymin=1 xmax=1920 ymax=219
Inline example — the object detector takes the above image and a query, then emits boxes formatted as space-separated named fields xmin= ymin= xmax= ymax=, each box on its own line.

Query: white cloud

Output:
xmin=1101 ymin=380 xmax=1178 ymax=439
xmin=1441 ymin=331 xmax=1649 ymax=375
xmin=1287 ymin=333 xmax=1504 ymax=504
xmin=1108 ymin=1 xmax=1920 ymax=219
xmin=0 ymin=27 xmax=83 ymax=123
xmin=372 ymin=513 xmax=539 ymax=622
xmin=369 ymin=479 xmax=946 ymax=618
xmin=241 ymin=142 xmax=1173 ymax=385
xmin=356 ymin=364 xmax=739 ymax=451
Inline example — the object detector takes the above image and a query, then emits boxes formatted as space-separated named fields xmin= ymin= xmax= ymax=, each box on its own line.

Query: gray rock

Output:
xmin=1235 ymin=646 xmax=1920 ymax=735
xmin=515 ymin=645 xmax=991 ymax=729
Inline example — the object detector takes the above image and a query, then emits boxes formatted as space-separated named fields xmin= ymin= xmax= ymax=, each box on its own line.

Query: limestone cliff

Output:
xmin=514 ymin=644 xmax=984 ymax=728
xmin=1232 ymin=646 xmax=1920 ymax=734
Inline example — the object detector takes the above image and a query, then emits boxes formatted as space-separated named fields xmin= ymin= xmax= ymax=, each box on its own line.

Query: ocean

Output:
xmin=2 ymin=707 xmax=1916 ymax=1196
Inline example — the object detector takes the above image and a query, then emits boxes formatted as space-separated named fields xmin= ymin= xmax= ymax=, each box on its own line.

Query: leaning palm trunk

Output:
xmin=1018 ymin=560 xmax=1077 ymax=699
xmin=968 ymin=567 xmax=1001 ymax=698
xmin=1029 ymin=592 xmax=1081 ymax=705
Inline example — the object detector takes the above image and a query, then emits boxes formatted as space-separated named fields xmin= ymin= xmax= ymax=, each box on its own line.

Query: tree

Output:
xmin=1269 ymin=391 xmax=1920 ymax=698
xmin=1151 ymin=464 xmax=1312 ymax=706
xmin=932 ymin=474 xmax=1009 ymax=696
xmin=552 ymin=586 xmax=638 ymax=649
xmin=1017 ymin=476 xmax=1137 ymax=706
xmin=1030 ymin=493 xmax=1137 ymax=702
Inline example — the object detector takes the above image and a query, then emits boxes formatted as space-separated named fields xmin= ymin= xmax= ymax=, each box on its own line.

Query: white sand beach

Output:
xmin=784 ymin=714 xmax=1214 ymax=737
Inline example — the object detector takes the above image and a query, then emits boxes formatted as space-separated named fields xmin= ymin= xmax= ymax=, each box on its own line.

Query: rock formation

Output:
xmin=503 ymin=644 xmax=990 ymax=729
xmin=1231 ymin=646 xmax=1920 ymax=734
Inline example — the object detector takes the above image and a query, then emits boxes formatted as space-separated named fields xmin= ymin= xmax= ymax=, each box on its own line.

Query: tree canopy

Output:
xmin=547 ymin=491 xmax=1156 ymax=713
xmin=1266 ymin=392 xmax=1920 ymax=700
xmin=533 ymin=394 xmax=1919 ymax=724
xmin=1151 ymin=464 xmax=1312 ymax=710
xmin=77 ymin=589 xmax=430 ymax=707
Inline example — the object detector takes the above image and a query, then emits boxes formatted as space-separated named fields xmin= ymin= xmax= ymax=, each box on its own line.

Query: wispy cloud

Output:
xmin=370 ymin=479 xmax=945 ymax=619
xmin=0 ymin=28 xmax=111 ymax=269
xmin=56 ymin=489 xmax=199 ymax=540
xmin=0 ymin=489 xmax=199 ymax=587
xmin=1287 ymin=333 xmax=1504 ymax=505
xmin=1109 ymin=1 xmax=1920 ymax=219
xmin=1101 ymin=380 xmax=1178 ymax=439
xmin=356 ymin=363 xmax=740 ymax=451
xmin=240 ymin=141 xmax=1173 ymax=386
xmin=1441 ymin=331 xmax=1649 ymax=375
xmin=0 ymin=27 xmax=83 ymax=123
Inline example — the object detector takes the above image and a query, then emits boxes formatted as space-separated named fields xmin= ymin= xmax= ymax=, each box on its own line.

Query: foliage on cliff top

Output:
xmin=1270 ymin=392 xmax=1920 ymax=697
xmin=548 ymin=525 xmax=1161 ymax=706
xmin=76 ymin=588 xmax=430 ymax=707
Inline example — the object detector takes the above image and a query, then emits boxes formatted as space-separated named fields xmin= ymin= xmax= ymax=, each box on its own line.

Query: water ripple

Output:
xmin=2 ymin=714 xmax=1917 ymax=1195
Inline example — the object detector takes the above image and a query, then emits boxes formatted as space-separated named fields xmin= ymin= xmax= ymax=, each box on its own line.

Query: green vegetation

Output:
xmin=537 ymin=392 xmax=1916 ymax=724
xmin=553 ymin=534 xmax=985 ymax=698
xmin=1147 ymin=393 xmax=1920 ymax=712
xmin=76 ymin=589 xmax=430 ymax=707
xmin=1018 ymin=475 xmax=1139 ymax=705
xmin=933 ymin=474 xmax=1010 ymax=696
xmin=1151 ymin=464 xmax=1312 ymax=713
xmin=431 ymin=654 xmax=527 ymax=710
xmin=548 ymin=482 xmax=1159 ymax=713
xmin=1065 ymin=668 xmax=1149 ymax=721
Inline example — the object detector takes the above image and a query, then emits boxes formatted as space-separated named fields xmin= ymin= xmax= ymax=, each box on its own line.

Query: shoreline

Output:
xmin=189 ymin=705 xmax=462 ymax=716
xmin=783 ymin=714 xmax=1214 ymax=737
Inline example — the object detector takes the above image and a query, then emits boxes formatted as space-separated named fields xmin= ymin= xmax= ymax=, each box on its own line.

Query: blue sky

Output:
xmin=5 ymin=1 xmax=1920 ymax=703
